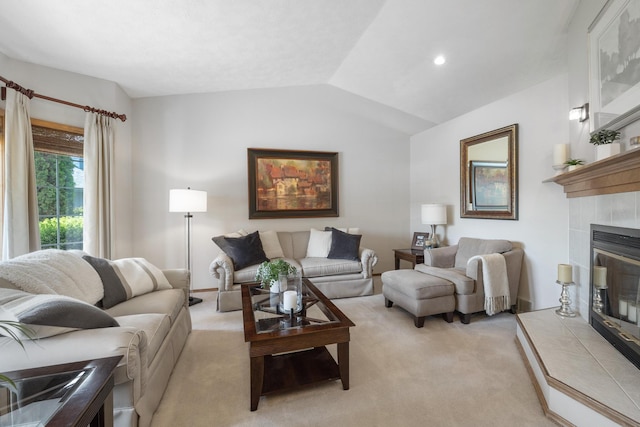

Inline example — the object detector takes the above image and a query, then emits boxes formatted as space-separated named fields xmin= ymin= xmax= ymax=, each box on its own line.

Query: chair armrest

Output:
xmin=162 ymin=268 xmax=190 ymax=307
xmin=423 ymin=245 xmax=458 ymax=268
xmin=209 ymin=253 xmax=234 ymax=291
xmin=359 ymin=247 xmax=378 ymax=278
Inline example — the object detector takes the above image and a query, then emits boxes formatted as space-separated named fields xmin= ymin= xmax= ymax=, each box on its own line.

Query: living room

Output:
xmin=1 ymin=0 xmax=639 ymax=425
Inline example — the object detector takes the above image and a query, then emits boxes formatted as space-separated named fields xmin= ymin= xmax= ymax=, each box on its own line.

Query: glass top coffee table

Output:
xmin=241 ymin=279 xmax=355 ymax=411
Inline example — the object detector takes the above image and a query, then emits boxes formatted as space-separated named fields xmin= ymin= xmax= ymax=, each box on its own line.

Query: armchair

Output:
xmin=415 ymin=237 xmax=523 ymax=324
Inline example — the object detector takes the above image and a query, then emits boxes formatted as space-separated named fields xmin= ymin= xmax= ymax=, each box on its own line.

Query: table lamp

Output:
xmin=421 ymin=204 xmax=447 ymax=248
xmin=170 ymin=187 xmax=207 ymax=306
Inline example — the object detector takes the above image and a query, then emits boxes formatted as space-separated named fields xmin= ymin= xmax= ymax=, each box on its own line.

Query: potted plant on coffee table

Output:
xmin=255 ymin=259 xmax=297 ymax=293
xmin=590 ymin=129 xmax=621 ymax=160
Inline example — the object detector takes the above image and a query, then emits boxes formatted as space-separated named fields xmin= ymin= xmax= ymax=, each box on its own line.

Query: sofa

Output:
xmin=0 ymin=249 xmax=192 ymax=427
xmin=210 ymin=228 xmax=378 ymax=311
xmin=415 ymin=237 xmax=524 ymax=323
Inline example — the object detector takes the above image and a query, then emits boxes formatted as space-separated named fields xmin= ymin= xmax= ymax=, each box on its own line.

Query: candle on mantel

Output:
xmin=628 ymin=303 xmax=638 ymax=324
xmin=558 ymin=264 xmax=573 ymax=283
xmin=593 ymin=266 xmax=607 ymax=288
xmin=283 ymin=290 xmax=297 ymax=311
xmin=619 ymin=299 xmax=628 ymax=317
xmin=553 ymin=144 xmax=569 ymax=166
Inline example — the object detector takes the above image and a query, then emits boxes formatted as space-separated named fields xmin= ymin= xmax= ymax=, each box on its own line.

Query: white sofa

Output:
xmin=0 ymin=250 xmax=191 ymax=427
xmin=210 ymin=229 xmax=378 ymax=311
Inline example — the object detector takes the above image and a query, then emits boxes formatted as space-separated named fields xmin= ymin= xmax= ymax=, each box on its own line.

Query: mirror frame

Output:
xmin=460 ymin=124 xmax=518 ymax=220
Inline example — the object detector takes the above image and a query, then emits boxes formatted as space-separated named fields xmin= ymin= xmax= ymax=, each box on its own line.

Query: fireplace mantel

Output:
xmin=545 ymin=148 xmax=640 ymax=198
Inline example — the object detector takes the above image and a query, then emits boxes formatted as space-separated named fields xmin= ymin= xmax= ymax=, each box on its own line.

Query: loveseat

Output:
xmin=0 ymin=249 xmax=192 ymax=427
xmin=210 ymin=228 xmax=378 ymax=311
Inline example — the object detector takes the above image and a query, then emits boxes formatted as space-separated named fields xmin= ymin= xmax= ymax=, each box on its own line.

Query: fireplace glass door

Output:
xmin=591 ymin=224 xmax=640 ymax=369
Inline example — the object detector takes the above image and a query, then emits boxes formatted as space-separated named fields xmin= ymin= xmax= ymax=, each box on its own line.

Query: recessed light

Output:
xmin=434 ymin=55 xmax=446 ymax=65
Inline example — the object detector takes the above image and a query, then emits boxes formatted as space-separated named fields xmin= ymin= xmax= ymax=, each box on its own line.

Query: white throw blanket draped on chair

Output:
xmin=469 ymin=253 xmax=510 ymax=316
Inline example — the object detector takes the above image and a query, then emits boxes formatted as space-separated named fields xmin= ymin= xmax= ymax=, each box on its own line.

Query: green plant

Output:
xmin=564 ymin=158 xmax=584 ymax=166
xmin=589 ymin=129 xmax=620 ymax=145
xmin=255 ymin=259 xmax=297 ymax=287
xmin=0 ymin=321 xmax=36 ymax=387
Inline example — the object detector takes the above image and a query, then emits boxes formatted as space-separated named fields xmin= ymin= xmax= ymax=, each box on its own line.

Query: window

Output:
xmin=31 ymin=119 xmax=84 ymax=250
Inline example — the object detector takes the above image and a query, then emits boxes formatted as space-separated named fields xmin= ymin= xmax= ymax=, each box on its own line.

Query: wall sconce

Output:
xmin=569 ymin=103 xmax=589 ymax=122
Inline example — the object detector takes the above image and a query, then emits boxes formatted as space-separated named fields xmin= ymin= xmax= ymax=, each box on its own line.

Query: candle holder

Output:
xmin=593 ymin=285 xmax=606 ymax=313
xmin=552 ymin=164 xmax=567 ymax=176
xmin=555 ymin=280 xmax=576 ymax=317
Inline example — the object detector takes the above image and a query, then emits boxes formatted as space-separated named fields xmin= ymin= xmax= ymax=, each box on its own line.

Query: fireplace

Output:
xmin=590 ymin=224 xmax=640 ymax=369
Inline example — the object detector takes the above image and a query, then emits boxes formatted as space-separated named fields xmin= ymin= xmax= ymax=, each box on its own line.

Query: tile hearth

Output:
xmin=517 ymin=309 xmax=640 ymax=427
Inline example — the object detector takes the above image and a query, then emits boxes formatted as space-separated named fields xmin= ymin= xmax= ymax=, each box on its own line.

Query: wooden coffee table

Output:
xmin=241 ymin=279 xmax=355 ymax=411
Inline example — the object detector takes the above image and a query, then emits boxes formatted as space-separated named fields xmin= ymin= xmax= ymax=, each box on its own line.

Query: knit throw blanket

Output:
xmin=0 ymin=249 xmax=103 ymax=304
xmin=469 ymin=253 xmax=510 ymax=316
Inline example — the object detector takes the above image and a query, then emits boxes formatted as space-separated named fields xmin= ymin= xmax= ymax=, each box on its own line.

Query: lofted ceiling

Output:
xmin=0 ymin=0 xmax=579 ymax=128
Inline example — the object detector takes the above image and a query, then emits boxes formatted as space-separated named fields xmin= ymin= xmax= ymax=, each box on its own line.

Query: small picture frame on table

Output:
xmin=411 ymin=232 xmax=429 ymax=251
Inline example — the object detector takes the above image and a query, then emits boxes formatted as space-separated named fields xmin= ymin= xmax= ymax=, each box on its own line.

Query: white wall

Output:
xmin=131 ymin=85 xmax=422 ymax=289
xmin=410 ymin=74 xmax=570 ymax=310
xmin=0 ymin=54 xmax=134 ymax=258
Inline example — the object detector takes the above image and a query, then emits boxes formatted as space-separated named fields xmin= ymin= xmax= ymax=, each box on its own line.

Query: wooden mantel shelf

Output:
xmin=544 ymin=148 xmax=640 ymax=198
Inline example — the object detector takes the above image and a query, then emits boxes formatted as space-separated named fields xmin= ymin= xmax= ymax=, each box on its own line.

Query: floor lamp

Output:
xmin=170 ymin=187 xmax=207 ymax=306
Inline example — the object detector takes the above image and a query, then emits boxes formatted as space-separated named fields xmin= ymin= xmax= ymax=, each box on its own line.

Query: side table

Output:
xmin=393 ymin=248 xmax=424 ymax=269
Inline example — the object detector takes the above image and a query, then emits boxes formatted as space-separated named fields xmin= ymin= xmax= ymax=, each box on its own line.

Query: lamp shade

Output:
xmin=421 ymin=204 xmax=447 ymax=225
xmin=169 ymin=188 xmax=207 ymax=213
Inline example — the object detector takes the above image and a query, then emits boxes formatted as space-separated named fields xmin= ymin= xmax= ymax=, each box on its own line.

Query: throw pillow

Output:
xmin=327 ymin=227 xmax=362 ymax=261
xmin=324 ymin=227 xmax=361 ymax=235
xmin=83 ymin=256 xmax=172 ymax=309
xmin=306 ymin=228 xmax=332 ymax=257
xmin=212 ymin=231 xmax=269 ymax=271
xmin=0 ymin=289 xmax=119 ymax=339
xmin=259 ymin=230 xmax=285 ymax=259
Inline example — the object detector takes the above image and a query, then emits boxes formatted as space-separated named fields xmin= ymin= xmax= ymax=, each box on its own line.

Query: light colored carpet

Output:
xmin=151 ymin=291 xmax=553 ymax=427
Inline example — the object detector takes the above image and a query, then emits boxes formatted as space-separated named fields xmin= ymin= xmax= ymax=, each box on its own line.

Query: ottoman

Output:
xmin=381 ymin=269 xmax=455 ymax=328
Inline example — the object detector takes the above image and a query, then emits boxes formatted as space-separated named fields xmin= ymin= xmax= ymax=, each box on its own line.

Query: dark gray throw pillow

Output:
xmin=19 ymin=298 xmax=120 ymax=329
xmin=327 ymin=227 xmax=361 ymax=261
xmin=212 ymin=231 xmax=269 ymax=270
xmin=83 ymin=255 xmax=128 ymax=309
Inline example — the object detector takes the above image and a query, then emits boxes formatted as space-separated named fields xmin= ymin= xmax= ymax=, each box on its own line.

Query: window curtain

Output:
xmin=83 ymin=112 xmax=114 ymax=258
xmin=1 ymin=89 xmax=40 ymax=260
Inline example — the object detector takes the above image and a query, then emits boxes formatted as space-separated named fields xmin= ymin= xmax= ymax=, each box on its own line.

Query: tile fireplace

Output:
xmin=590 ymin=224 xmax=640 ymax=370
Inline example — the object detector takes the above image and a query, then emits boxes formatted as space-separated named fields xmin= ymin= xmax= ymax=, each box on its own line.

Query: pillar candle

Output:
xmin=283 ymin=290 xmax=297 ymax=311
xmin=558 ymin=264 xmax=572 ymax=283
xmin=593 ymin=266 xmax=607 ymax=288
xmin=628 ymin=303 xmax=637 ymax=324
xmin=619 ymin=299 xmax=628 ymax=317
xmin=553 ymin=144 xmax=569 ymax=166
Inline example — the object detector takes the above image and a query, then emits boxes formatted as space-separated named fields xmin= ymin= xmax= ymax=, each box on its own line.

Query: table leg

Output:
xmin=337 ymin=342 xmax=349 ymax=390
xmin=250 ymin=356 xmax=264 ymax=411
xmin=394 ymin=256 xmax=400 ymax=270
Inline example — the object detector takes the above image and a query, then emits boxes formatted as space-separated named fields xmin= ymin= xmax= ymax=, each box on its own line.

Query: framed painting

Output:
xmin=469 ymin=161 xmax=509 ymax=211
xmin=247 ymin=148 xmax=339 ymax=219
xmin=589 ymin=0 xmax=640 ymax=131
xmin=411 ymin=232 xmax=430 ymax=251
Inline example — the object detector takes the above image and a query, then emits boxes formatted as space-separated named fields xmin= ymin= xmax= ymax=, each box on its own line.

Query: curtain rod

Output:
xmin=0 ymin=75 xmax=127 ymax=122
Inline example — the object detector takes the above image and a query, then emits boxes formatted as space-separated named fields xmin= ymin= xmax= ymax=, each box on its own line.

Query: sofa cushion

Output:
xmin=0 ymin=288 xmax=118 ymax=339
xmin=306 ymin=228 xmax=332 ymax=257
xmin=415 ymin=265 xmax=475 ymax=295
xmin=83 ymin=256 xmax=172 ymax=309
xmin=212 ymin=231 xmax=269 ymax=270
xmin=233 ymin=258 xmax=302 ymax=284
xmin=105 ymin=288 xmax=185 ymax=326
xmin=300 ymin=258 xmax=362 ymax=278
xmin=259 ymin=230 xmax=285 ymax=259
xmin=115 ymin=313 xmax=171 ymax=365
xmin=454 ymin=238 xmax=512 ymax=270
xmin=327 ymin=227 xmax=361 ymax=261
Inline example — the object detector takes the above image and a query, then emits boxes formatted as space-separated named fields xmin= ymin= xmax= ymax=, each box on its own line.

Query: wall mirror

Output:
xmin=460 ymin=124 xmax=518 ymax=220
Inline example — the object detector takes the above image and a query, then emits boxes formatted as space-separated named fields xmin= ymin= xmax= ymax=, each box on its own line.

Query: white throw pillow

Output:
xmin=259 ymin=230 xmax=285 ymax=259
xmin=306 ymin=228 xmax=332 ymax=257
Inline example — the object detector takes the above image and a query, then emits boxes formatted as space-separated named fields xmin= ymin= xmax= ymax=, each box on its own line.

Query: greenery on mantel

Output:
xmin=0 ymin=321 xmax=35 ymax=387
xmin=255 ymin=259 xmax=297 ymax=287
xmin=589 ymin=129 xmax=621 ymax=145
xmin=564 ymin=158 xmax=585 ymax=166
